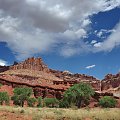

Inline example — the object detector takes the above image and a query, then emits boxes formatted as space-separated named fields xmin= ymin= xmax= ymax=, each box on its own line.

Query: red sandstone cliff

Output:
xmin=50 ymin=69 xmax=101 ymax=91
xmin=0 ymin=65 xmax=9 ymax=72
xmin=102 ymin=73 xmax=120 ymax=90
xmin=101 ymin=73 xmax=120 ymax=98
xmin=0 ymin=57 xmax=119 ymax=99
xmin=9 ymin=57 xmax=49 ymax=72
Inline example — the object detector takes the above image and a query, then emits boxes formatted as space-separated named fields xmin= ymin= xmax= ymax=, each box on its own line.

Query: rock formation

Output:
xmin=0 ymin=57 xmax=119 ymax=101
xmin=102 ymin=73 xmax=120 ymax=90
xmin=101 ymin=73 xmax=120 ymax=98
xmin=0 ymin=65 xmax=9 ymax=72
xmin=50 ymin=69 xmax=101 ymax=91
xmin=9 ymin=57 xmax=49 ymax=72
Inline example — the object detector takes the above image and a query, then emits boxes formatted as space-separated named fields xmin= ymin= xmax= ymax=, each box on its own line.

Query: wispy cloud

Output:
xmin=96 ymin=29 xmax=116 ymax=38
xmin=85 ymin=64 xmax=96 ymax=69
xmin=0 ymin=59 xmax=7 ymax=66
xmin=91 ymin=40 xmax=97 ymax=44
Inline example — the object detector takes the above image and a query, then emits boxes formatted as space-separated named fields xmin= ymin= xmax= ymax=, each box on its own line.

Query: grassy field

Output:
xmin=0 ymin=106 xmax=120 ymax=120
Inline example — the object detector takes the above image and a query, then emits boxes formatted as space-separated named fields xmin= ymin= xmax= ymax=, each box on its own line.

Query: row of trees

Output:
xmin=0 ymin=87 xmax=59 ymax=107
xmin=59 ymin=83 xmax=117 ymax=108
xmin=0 ymin=83 xmax=117 ymax=108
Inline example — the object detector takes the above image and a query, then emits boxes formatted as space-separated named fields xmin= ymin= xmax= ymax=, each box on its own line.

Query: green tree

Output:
xmin=99 ymin=96 xmax=117 ymax=108
xmin=0 ymin=83 xmax=3 ymax=88
xmin=0 ymin=92 xmax=9 ymax=105
xmin=11 ymin=87 xmax=33 ymax=107
xmin=63 ymin=82 xmax=95 ymax=108
xmin=37 ymin=97 xmax=42 ymax=107
xmin=44 ymin=98 xmax=59 ymax=107
xmin=27 ymin=97 xmax=37 ymax=107
xmin=59 ymin=99 xmax=70 ymax=108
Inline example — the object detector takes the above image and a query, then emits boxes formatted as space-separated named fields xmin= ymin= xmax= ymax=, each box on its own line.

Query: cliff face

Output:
xmin=102 ymin=73 xmax=120 ymax=90
xmin=9 ymin=57 xmax=49 ymax=73
xmin=0 ymin=66 xmax=9 ymax=72
xmin=0 ymin=57 xmax=119 ymax=99
xmin=0 ymin=57 xmax=67 ymax=99
xmin=101 ymin=73 xmax=120 ymax=98
xmin=50 ymin=69 xmax=101 ymax=91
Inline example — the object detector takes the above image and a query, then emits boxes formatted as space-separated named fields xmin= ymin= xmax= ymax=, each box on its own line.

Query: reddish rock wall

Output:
xmin=9 ymin=57 xmax=49 ymax=72
xmin=0 ymin=57 xmax=119 ymax=101
xmin=50 ymin=69 xmax=101 ymax=91
xmin=102 ymin=73 xmax=120 ymax=90
xmin=0 ymin=66 xmax=9 ymax=72
xmin=0 ymin=77 xmax=63 ymax=99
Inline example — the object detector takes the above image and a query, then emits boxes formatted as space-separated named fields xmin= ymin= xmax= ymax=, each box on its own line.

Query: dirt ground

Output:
xmin=0 ymin=111 xmax=32 ymax=120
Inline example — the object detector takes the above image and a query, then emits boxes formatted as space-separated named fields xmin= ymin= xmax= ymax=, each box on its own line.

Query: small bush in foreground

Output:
xmin=20 ymin=109 xmax=25 ymax=114
xmin=44 ymin=98 xmax=59 ymax=107
xmin=0 ymin=92 xmax=9 ymax=105
xmin=99 ymin=96 xmax=117 ymax=108
xmin=27 ymin=97 xmax=37 ymax=107
xmin=59 ymin=99 xmax=70 ymax=108
xmin=0 ymin=83 xmax=3 ymax=88
xmin=37 ymin=97 xmax=42 ymax=107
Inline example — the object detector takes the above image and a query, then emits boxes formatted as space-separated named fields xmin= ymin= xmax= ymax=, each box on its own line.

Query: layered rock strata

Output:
xmin=0 ymin=57 xmax=119 ymax=99
xmin=9 ymin=57 xmax=49 ymax=72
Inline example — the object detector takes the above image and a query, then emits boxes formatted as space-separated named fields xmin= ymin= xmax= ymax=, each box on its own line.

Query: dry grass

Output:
xmin=0 ymin=106 xmax=120 ymax=120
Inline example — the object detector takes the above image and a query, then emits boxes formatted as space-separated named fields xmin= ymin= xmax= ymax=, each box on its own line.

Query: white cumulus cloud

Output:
xmin=97 ymin=29 xmax=116 ymax=38
xmin=94 ymin=22 xmax=120 ymax=52
xmin=0 ymin=59 xmax=7 ymax=66
xmin=0 ymin=0 xmax=119 ymax=59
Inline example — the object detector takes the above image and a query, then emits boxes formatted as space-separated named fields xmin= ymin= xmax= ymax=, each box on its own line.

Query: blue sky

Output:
xmin=0 ymin=0 xmax=120 ymax=79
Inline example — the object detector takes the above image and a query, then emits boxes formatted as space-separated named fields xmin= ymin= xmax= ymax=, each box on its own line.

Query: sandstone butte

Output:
xmin=0 ymin=57 xmax=120 ymax=107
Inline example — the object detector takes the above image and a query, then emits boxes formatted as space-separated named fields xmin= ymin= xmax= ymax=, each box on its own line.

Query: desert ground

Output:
xmin=0 ymin=106 xmax=120 ymax=120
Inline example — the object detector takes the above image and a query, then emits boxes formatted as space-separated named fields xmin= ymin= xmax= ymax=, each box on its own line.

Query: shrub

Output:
xmin=27 ymin=97 xmax=37 ymax=107
xmin=11 ymin=95 xmax=21 ymax=106
xmin=0 ymin=83 xmax=3 ymax=88
xmin=11 ymin=87 xmax=33 ymax=107
xmin=0 ymin=92 xmax=9 ymax=105
xmin=44 ymin=98 xmax=59 ymax=107
xmin=37 ymin=97 xmax=42 ymax=107
xmin=59 ymin=99 xmax=70 ymax=108
xmin=20 ymin=109 xmax=25 ymax=114
xmin=99 ymin=96 xmax=117 ymax=108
